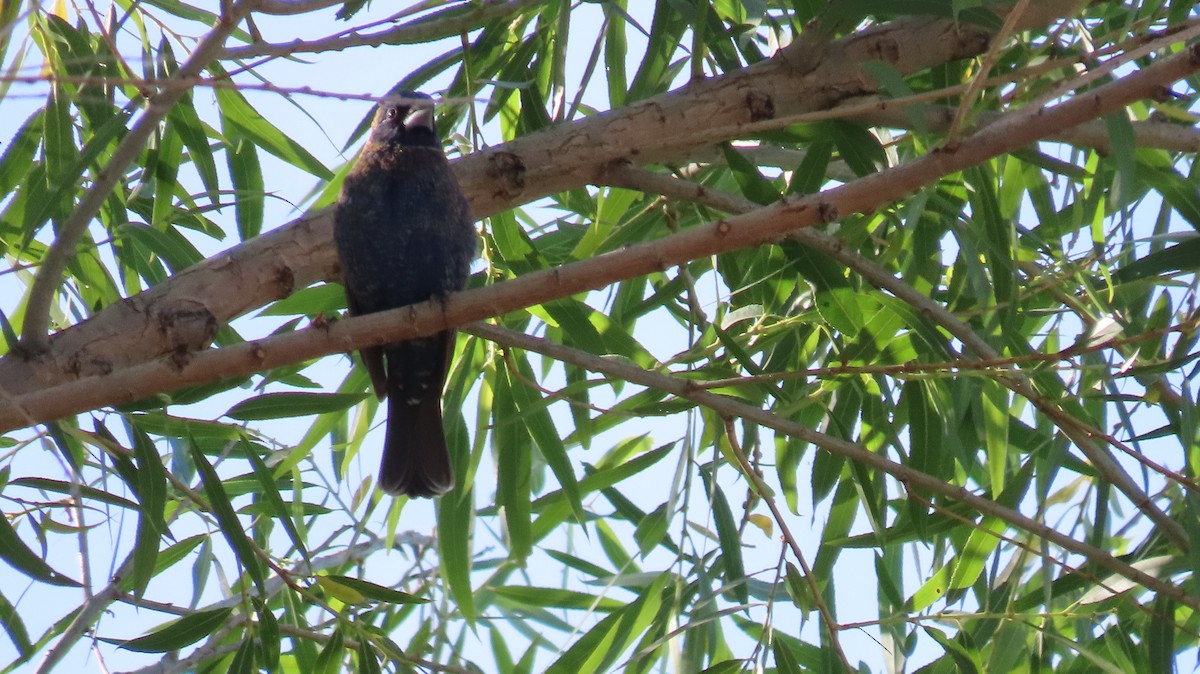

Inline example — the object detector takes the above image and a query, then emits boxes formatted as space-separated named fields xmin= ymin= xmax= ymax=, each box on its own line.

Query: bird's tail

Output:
xmin=379 ymin=392 xmax=454 ymax=497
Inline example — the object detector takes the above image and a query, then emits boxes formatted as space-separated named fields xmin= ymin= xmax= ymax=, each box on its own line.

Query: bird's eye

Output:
xmin=385 ymin=107 xmax=399 ymax=120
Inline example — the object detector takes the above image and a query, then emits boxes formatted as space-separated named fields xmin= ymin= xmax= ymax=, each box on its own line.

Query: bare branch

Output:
xmin=223 ymin=0 xmax=544 ymax=59
xmin=253 ymin=0 xmax=343 ymax=15
xmin=467 ymin=323 xmax=1200 ymax=612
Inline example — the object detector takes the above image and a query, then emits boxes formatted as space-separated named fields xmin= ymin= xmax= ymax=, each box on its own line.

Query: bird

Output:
xmin=333 ymin=90 xmax=475 ymax=498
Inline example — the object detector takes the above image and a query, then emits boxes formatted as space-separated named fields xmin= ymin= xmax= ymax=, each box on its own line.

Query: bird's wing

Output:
xmin=345 ymin=287 xmax=388 ymax=400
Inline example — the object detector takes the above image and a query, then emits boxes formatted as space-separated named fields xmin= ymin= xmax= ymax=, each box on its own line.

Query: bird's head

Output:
xmin=369 ymin=90 xmax=439 ymax=148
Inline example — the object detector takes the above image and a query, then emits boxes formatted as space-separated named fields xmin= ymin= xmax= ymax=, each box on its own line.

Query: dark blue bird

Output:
xmin=334 ymin=90 xmax=475 ymax=497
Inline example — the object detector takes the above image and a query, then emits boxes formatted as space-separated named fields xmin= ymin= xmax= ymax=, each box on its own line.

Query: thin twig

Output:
xmin=466 ymin=322 xmax=1200 ymax=612
xmin=601 ymin=163 xmax=1193 ymax=550
xmin=721 ymin=418 xmax=852 ymax=672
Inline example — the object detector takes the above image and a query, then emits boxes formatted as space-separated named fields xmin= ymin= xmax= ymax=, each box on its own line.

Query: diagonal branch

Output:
xmin=3 ymin=41 xmax=1196 ymax=430
xmin=0 ymin=10 xmax=1051 ymax=394
xmin=223 ymin=0 xmax=545 ymax=59
xmin=467 ymin=323 xmax=1200 ymax=613
xmin=19 ymin=1 xmax=258 ymax=353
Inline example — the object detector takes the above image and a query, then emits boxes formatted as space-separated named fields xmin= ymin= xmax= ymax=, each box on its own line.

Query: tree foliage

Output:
xmin=1 ymin=1 xmax=1199 ymax=672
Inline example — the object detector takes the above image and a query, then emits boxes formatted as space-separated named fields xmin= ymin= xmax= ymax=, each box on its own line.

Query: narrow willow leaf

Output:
xmin=626 ymin=1 xmax=688 ymax=102
xmin=320 ymin=575 xmax=428 ymax=605
xmin=438 ymin=484 xmax=476 ymax=622
xmin=1114 ymin=237 xmax=1200 ymax=283
xmin=0 ymin=511 xmax=79 ymax=587
xmin=708 ymin=480 xmax=749 ymax=606
xmin=243 ymin=439 xmax=308 ymax=561
xmin=981 ymin=380 xmax=1009 ymax=495
xmin=228 ymin=635 xmax=257 ymax=674
xmin=9 ymin=478 xmax=137 ymax=510
xmin=152 ymin=124 xmax=183 ymax=227
xmin=544 ymin=573 xmax=666 ymax=674
xmin=603 ymin=0 xmax=629 ymax=107
xmin=773 ymin=635 xmax=804 ymax=674
xmin=495 ymin=365 xmax=533 ymax=561
xmin=257 ymin=283 xmax=346 ymax=317
xmin=947 ymin=517 xmax=1005 ymax=591
xmin=119 ymin=606 xmax=234 ymax=653
xmin=356 ymin=634 xmax=382 ymax=674
xmin=257 ymin=601 xmax=280 ymax=670
xmin=42 ymin=85 xmax=73 ymax=187
xmin=493 ymin=585 xmax=624 ymax=611
xmin=509 ymin=353 xmax=584 ymax=524
xmin=216 ymin=86 xmax=332 ymax=180
xmin=122 ymin=222 xmax=205 ymax=273
xmin=827 ymin=120 xmax=885 ymax=176
xmin=189 ymin=443 xmax=265 ymax=593
xmin=224 ymin=129 xmax=265 ymax=241
xmin=631 ymin=503 xmax=669 ymax=558
xmin=167 ymin=98 xmax=220 ymax=203
xmin=0 ymin=110 xmax=41 ymax=196
xmin=225 ymin=392 xmax=368 ymax=421
xmin=0 ymin=588 xmax=32 ymax=658
xmin=117 ymin=534 xmax=205 ymax=593
xmin=314 ymin=625 xmax=345 ymax=674
xmin=722 ymin=145 xmax=780 ymax=205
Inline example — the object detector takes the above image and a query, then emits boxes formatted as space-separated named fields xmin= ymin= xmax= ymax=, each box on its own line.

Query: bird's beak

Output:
xmin=405 ymin=100 xmax=435 ymax=132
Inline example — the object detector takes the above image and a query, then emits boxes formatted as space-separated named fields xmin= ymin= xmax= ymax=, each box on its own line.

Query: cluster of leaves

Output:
xmin=0 ymin=1 xmax=1198 ymax=673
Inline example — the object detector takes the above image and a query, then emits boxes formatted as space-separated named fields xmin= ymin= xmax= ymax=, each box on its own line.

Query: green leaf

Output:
xmin=119 ymin=606 xmax=234 ymax=653
xmin=981 ymin=380 xmax=1009 ymax=495
xmin=8 ymin=478 xmax=137 ymax=510
xmin=130 ymin=425 xmax=167 ymax=597
xmin=493 ymin=585 xmax=624 ymax=611
xmin=189 ymin=443 xmax=266 ymax=593
xmin=320 ymin=575 xmax=429 ymax=605
xmin=117 ymin=534 xmax=206 ymax=593
xmin=152 ymin=123 xmax=184 ymax=227
xmin=43 ymin=86 xmax=74 ymax=187
xmin=228 ymin=635 xmax=257 ymax=674
xmin=167 ymin=92 xmax=221 ymax=204
xmin=314 ymin=625 xmax=345 ymax=674
xmin=356 ymin=633 xmax=382 ymax=674
xmin=722 ymin=145 xmax=780 ymax=205
xmin=495 ymin=364 xmax=533 ymax=561
xmin=216 ymin=86 xmax=333 ymax=181
xmin=438 ymin=484 xmax=476 ymax=622
xmin=707 ymin=478 xmax=749 ymax=606
xmin=544 ymin=573 xmax=666 ymax=674
xmin=509 ymin=353 xmax=584 ymax=524
xmin=773 ymin=634 xmax=804 ymax=674
xmin=258 ymin=283 xmax=347 ymax=317
xmin=0 ymin=588 xmax=32 ymax=658
xmin=225 ymin=392 xmax=368 ymax=421
xmin=224 ymin=128 xmax=265 ymax=240
xmin=1114 ymin=237 xmax=1200 ymax=283
xmin=828 ymin=120 xmax=885 ymax=177
xmin=243 ymin=438 xmax=308 ymax=561
xmin=0 ymin=510 xmax=80 ymax=587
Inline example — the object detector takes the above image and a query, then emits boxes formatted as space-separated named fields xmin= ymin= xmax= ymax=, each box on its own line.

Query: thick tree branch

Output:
xmin=466 ymin=323 xmax=1200 ymax=612
xmin=19 ymin=1 xmax=258 ymax=353
xmin=3 ymin=39 xmax=1197 ymax=429
xmin=856 ymin=104 xmax=1200 ymax=153
xmin=0 ymin=9 xmax=1079 ymax=394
